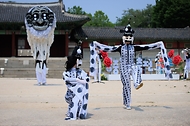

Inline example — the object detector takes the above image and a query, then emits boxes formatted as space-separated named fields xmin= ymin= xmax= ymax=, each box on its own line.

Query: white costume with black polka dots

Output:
xmin=183 ymin=52 xmax=190 ymax=79
xmin=63 ymin=68 xmax=89 ymax=120
xmin=94 ymin=50 xmax=102 ymax=82
xmin=90 ymin=41 xmax=172 ymax=107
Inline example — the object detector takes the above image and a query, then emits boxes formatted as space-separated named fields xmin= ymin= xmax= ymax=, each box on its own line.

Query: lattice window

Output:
xmin=166 ymin=43 xmax=173 ymax=48
xmin=18 ymin=39 xmax=25 ymax=49
xmin=184 ymin=43 xmax=190 ymax=48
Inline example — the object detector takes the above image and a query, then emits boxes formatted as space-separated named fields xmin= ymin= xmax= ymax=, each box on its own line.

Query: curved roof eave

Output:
xmin=0 ymin=1 xmax=90 ymax=25
xmin=80 ymin=27 xmax=190 ymax=41
xmin=62 ymin=12 xmax=90 ymax=22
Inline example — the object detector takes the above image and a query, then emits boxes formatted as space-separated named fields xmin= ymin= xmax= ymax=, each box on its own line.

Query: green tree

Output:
xmin=85 ymin=10 xmax=114 ymax=27
xmin=67 ymin=6 xmax=86 ymax=15
xmin=152 ymin=0 xmax=190 ymax=28
xmin=67 ymin=6 xmax=114 ymax=27
xmin=116 ymin=4 xmax=154 ymax=28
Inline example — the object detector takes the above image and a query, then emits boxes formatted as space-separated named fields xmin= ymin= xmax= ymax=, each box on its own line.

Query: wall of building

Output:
xmin=50 ymin=35 xmax=66 ymax=57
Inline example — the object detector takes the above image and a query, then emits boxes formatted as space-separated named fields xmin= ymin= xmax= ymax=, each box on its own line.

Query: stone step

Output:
xmin=0 ymin=58 xmax=90 ymax=69
xmin=0 ymin=69 xmax=64 ymax=78
xmin=0 ymin=57 xmax=90 ymax=78
xmin=0 ymin=58 xmax=67 ymax=68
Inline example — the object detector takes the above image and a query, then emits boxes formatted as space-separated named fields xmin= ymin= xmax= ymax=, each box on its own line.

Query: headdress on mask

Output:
xmin=120 ymin=24 xmax=135 ymax=44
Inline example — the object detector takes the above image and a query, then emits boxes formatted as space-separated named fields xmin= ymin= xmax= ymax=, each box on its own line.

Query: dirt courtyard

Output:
xmin=0 ymin=78 xmax=190 ymax=126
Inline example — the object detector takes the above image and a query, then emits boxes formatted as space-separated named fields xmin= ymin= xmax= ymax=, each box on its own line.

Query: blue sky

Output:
xmin=10 ymin=0 xmax=156 ymax=23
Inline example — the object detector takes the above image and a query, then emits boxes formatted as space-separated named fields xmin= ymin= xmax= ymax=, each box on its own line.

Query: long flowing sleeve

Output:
xmin=63 ymin=71 xmax=77 ymax=85
xmin=76 ymin=70 xmax=90 ymax=85
xmin=89 ymin=41 xmax=120 ymax=76
xmin=135 ymin=41 xmax=172 ymax=79
xmin=90 ymin=41 xmax=172 ymax=79
xmin=134 ymin=41 xmax=163 ymax=51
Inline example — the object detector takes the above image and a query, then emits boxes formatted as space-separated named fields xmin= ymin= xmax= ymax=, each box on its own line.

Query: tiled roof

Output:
xmin=133 ymin=28 xmax=190 ymax=40
xmin=0 ymin=1 xmax=90 ymax=23
xmin=81 ymin=27 xmax=190 ymax=40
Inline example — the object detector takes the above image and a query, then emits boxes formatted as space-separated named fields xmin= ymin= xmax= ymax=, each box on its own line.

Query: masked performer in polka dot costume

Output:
xmin=63 ymin=45 xmax=90 ymax=120
xmin=90 ymin=24 xmax=172 ymax=110
xmin=25 ymin=6 xmax=56 ymax=85
xmin=182 ymin=48 xmax=190 ymax=79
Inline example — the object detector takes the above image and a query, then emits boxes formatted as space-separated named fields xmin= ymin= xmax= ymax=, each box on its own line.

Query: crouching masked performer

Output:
xmin=25 ymin=6 xmax=56 ymax=85
xmin=63 ymin=46 xmax=90 ymax=120
xmin=90 ymin=24 xmax=172 ymax=110
xmin=182 ymin=48 xmax=190 ymax=79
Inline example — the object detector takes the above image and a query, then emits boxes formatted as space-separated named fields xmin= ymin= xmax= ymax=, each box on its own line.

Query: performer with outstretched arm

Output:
xmin=90 ymin=24 xmax=172 ymax=110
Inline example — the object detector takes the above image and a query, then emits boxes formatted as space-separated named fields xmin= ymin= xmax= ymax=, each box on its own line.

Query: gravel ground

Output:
xmin=0 ymin=78 xmax=190 ymax=126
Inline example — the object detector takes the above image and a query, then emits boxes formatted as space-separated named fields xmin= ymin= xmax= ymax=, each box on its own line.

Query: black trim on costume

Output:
xmin=35 ymin=60 xmax=47 ymax=69
xmin=134 ymin=46 xmax=151 ymax=51
xmin=186 ymin=53 xmax=190 ymax=59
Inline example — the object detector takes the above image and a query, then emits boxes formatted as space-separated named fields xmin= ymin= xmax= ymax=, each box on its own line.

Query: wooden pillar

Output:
xmin=177 ymin=41 xmax=180 ymax=55
xmin=65 ymin=31 xmax=69 ymax=57
xmin=11 ymin=32 xmax=16 ymax=57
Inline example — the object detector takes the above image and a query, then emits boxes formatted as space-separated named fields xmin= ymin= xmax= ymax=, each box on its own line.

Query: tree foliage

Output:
xmin=67 ymin=6 xmax=114 ymax=27
xmin=67 ymin=6 xmax=86 ymax=15
xmin=152 ymin=0 xmax=190 ymax=28
xmin=67 ymin=1 xmax=190 ymax=28
xmin=84 ymin=10 xmax=114 ymax=27
xmin=116 ymin=4 xmax=154 ymax=28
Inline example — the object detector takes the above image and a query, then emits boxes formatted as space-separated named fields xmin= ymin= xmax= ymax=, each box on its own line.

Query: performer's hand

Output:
xmin=76 ymin=78 xmax=86 ymax=85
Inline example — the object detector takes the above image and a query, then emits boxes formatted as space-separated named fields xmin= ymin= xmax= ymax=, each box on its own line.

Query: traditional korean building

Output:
xmin=81 ymin=27 xmax=190 ymax=59
xmin=0 ymin=0 xmax=190 ymax=59
xmin=0 ymin=0 xmax=190 ymax=78
xmin=0 ymin=0 xmax=90 ymax=57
